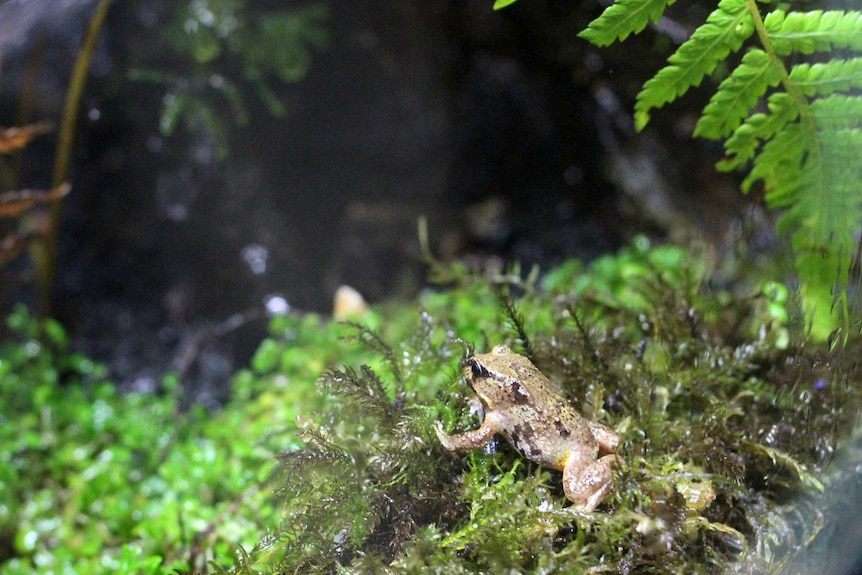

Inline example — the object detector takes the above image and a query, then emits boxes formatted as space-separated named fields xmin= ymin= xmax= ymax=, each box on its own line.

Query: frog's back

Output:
xmin=499 ymin=395 xmax=599 ymax=470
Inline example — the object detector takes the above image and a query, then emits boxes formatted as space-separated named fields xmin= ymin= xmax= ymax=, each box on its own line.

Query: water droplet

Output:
xmin=241 ymin=244 xmax=269 ymax=275
xmin=265 ymin=294 xmax=290 ymax=316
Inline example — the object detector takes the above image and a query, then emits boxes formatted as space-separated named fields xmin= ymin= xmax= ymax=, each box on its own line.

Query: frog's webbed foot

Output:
xmin=562 ymin=454 xmax=616 ymax=512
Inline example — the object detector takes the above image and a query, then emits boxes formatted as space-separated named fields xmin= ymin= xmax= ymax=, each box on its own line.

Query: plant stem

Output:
xmin=37 ymin=0 xmax=114 ymax=320
xmin=744 ymin=0 xmax=820 ymax=178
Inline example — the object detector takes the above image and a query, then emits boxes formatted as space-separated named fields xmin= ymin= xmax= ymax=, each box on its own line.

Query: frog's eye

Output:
xmin=469 ymin=360 xmax=489 ymax=379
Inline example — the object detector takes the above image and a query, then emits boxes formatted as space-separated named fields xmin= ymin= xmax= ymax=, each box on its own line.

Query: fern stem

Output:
xmin=744 ymin=0 xmax=820 ymax=164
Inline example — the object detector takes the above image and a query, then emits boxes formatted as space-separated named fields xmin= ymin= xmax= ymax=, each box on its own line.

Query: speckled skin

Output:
xmin=434 ymin=345 xmax=620 ymax=512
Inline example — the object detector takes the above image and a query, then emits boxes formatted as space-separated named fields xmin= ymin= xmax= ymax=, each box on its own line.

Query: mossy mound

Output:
xmin=221 ymin=240 xmax=857 ymax=574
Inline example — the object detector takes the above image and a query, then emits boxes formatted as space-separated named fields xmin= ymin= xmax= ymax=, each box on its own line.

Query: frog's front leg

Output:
xmin=588 ymin=421 xmax=621 ymax=453
xmin=434 ymin=412 xmax=504 ymax=452
xmin=562 ymin=452 xmax=617 ymax=512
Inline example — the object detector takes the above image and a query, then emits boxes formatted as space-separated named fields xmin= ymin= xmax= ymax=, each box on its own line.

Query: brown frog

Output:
xmin=434 ymin=345 xmax=620 ymax=512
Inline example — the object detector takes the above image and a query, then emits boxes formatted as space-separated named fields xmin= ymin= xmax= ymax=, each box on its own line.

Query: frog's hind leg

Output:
xmin=588 ymin=421 xmax=620 ymax=453
xmin=562 ymin=453 xmax=616 ymax=512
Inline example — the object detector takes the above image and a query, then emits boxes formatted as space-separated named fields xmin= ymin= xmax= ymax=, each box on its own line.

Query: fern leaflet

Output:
xmin=766 ymin=10 xmax=862 ymax=55
xmin=696 ymin=49 xmax=783 ymax=138
xmin=789 ymin=57 xmax=862 ymax=96
xmin=632 ymin=0 xmax=754 ymax=130
xmin=578 ymin=0 xmax=678 ymax=46
xmin=719 ymin=92 xmax=797 ymax=170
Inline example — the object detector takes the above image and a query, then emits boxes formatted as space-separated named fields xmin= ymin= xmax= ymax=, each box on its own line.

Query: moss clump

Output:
xmin=220 ymin=238 xmax=857 ymax=574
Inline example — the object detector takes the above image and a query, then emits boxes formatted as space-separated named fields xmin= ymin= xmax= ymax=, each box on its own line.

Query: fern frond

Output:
xmin=747 ymin=123 xmax=862 ymax=339
xmin=578 ymin=0 xmax=677 ymax=46
xmin=581 ymin=0 xmax=862 ymax=338
xmin=766 ymin=10 xmax=862 ymax=55
xmin=695 ymin=49 xmax=782 ymax=139
xmin=793 ymin=132 xmax=862 ymax=240
xmin=634 ymin=0 xmax=754 ymax=130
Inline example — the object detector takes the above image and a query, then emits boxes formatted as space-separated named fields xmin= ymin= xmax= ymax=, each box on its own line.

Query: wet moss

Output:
xmin=218 ymin=240 xmax=860 ymax=574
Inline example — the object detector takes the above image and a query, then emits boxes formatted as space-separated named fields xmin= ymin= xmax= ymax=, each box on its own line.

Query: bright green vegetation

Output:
xmin=0 ymin=306 xmax=349 ymax=574
xmin=2 ymin=238 xmax=854 ymax=573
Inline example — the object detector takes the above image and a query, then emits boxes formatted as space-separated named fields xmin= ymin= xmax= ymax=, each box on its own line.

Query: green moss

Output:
xmin=219 ymin=237 xmax=854 ymax=573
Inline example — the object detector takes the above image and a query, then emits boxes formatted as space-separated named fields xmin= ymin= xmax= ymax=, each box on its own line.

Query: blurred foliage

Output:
xmin=130 ymin=0 xmax=329 ymax=157
xmin=1 ymin=238 xmax=857 ymax=573
xmin=583 ymin=0 xmax=862 ymax=342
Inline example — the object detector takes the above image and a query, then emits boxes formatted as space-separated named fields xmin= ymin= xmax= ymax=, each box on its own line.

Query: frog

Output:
xmin=434 ymin=344 xmax=620 ymax=512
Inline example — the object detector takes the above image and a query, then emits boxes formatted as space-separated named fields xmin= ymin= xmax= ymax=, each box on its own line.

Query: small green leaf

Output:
xmin=252 ymin=338 xmax=281 ymax=373
xmin=493 ymin=0 xmax=519 ymax=9
xmin=42 ymin=318 xmax=68 ymax=348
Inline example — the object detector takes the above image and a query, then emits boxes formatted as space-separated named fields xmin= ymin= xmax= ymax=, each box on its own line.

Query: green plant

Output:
xmin=496 ymin=0 xmax=862 ymax=341
xmin=37 ymin=0 xmax=114 ymax=320
xmin=0 ymin=0 xmax=112 ymax=320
